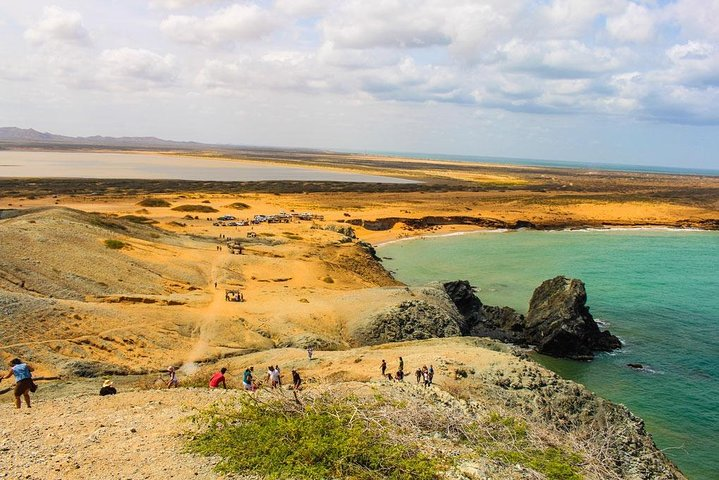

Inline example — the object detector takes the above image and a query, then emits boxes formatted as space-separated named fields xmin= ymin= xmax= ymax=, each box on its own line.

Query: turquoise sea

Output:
xmin=378 ymin=230 xmax=719 ymax=479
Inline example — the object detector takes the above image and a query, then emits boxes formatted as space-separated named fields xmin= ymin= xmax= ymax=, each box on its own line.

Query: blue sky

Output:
xmin=0 ymin=0 xmax=718 ymax=168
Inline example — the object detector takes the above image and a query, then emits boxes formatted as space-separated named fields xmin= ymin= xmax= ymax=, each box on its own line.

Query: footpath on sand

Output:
xmin=0 ymin=388 xmax=247 ymax=480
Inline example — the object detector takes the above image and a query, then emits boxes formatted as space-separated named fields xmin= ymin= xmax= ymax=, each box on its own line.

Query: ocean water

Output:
xmin=378 ymin=230 xmax=719 ymax=479
xmin=355 ymin=149 xmax=719 ymax=177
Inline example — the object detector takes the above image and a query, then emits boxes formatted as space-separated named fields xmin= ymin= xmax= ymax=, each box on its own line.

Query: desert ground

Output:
xmin=0 ymin=149 xmax=710 ymax=479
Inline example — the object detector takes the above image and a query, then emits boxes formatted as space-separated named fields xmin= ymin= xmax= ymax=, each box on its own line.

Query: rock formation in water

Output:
xmin=524 ymin=276 xmax=622 ymax=359
xmin=443 ymin=277 xmax=621 ymax=360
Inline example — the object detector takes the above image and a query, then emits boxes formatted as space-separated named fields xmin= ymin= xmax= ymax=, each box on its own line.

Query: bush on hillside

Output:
xmin=137 ymin=198 xmax=172 ymax=207
xmin=226 ymin=202 xmax=251 ymax=210
xmin=171 ymin=205 xmax=218 ymax=213
xmin=104 ymin=239 xmax=127 ymax=250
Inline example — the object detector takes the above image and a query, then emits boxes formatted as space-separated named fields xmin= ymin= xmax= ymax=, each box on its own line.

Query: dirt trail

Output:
xmin=0 ymin=388 xmax=244 ymax=480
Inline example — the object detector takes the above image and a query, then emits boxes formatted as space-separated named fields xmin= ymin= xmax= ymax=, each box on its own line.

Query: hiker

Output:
xmin=415 ymin=368 xmax=422 ymax=384
xmin=307 ymin=347 xmax=314 ymax=360
xmin=100 ymin=379 xmax=117 ymax=396
xmin=167 ymin=366 xmax=179 ymax=388
xmin=398 ymin=357 xmax=404 ymax=372
xmin=428 ymin=365 xmax=434 ymax=385
xmin=380 ymin=359 xmax=387 ymax=377
xmin=1 ymin=358 xmax=35 ymax=409
xmin=269 ymin=366 xmax=281 ymax=389
xmin=291 ymin=369 xmax=302 ymax=390
xmin=422 ymin=366 xmax=430 ymax=388
xmin=275 ymin=365 xmax=282 ymax=386
xmin=214 ymin=281 xmax=217 ymax=289
xmin=209 ymin=367 xmax=227 ymax=389
xmin=242 ymin=366 xmax=254 ymax=391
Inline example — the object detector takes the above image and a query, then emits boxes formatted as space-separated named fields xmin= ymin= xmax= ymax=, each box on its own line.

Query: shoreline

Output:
xmin=370 ymin=223 xmax=716 ymax=247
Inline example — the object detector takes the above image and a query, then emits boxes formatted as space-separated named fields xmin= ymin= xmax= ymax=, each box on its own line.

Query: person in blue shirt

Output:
xmin=1 ymin=358 xmax=35 ymax=409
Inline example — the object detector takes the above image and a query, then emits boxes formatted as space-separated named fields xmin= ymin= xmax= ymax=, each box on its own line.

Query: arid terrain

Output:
xmin=1 ymin=148 xmax=714 ymax=479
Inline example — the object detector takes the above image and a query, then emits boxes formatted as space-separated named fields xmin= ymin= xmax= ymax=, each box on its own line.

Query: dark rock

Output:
xmin=525 ymin=276 xmax=621 ymax=360
xmin=627 ymin=363 xmax=644 ymax=369
xmin=443 ymin=277 xmax=620 ymax=360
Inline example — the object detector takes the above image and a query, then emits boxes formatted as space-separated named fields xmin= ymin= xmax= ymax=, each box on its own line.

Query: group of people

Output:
xmin=381 ymin=357 xmax=434 ymax=387
xmin=208 ymin=365 xmax=303 ymax=392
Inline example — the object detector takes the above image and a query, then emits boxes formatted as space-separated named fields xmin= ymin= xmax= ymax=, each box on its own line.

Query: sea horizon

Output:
xmin=348 ymin=149 xmax=719 ymax=177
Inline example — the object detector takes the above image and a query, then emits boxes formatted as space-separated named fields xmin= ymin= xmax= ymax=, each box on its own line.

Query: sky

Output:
xmin=1 ymin=1 xmax=718 ymax=169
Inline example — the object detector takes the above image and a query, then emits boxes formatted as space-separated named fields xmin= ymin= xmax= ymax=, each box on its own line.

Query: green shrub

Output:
xmin=171 ymin=205 xmax=218 ymax=213
xmin=137 ymin=198 xmax=171 ymax=207
xmin=104 ymin=239 xmax=127 ymax=250
xmin=489 ymin=448 xmax=583 ymax=480
xmin=187 ymin=397 xmax=439 ymax=480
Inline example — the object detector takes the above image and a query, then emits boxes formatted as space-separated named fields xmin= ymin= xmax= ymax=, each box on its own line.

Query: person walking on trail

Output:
xmin=307 ymin=347 xmax=314 ymax=361
xmin=380 ymin=359 xmax=387 ymax=377
xmin=398 ymin=357 xmax=404 ymax=373
xmin=1 ymin=358 xmax=35 ymax=409
xmin=422 ymin=366 xmax=430 ymax=388
xmin=167 ymin=366 xmax=179 ymax=388
xmin=269 ymin=367 xmax=281 ymax=389
xmin=274 ymin=365 xmax=282 ymax=386
xmin=428 ymin=365 xmax=434 ymax=385
xmin=415 ymin=368 xmax=422 ymax=384
xmin=242 ymin=367 xmax=255 ymax=391
xmin=292 ymin=369 xmax=302 ymax=390
xmin=209 ymin=367 xmax=227 ymax=389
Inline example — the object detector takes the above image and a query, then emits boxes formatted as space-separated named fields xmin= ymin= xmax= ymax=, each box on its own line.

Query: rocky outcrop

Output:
xmin=525 ymin=276 xmax=621 ymax=359
xmin=443 ymin=277 xmax=621 ymax=360
xmin=354 ymin=299 xmax=463 ymax=345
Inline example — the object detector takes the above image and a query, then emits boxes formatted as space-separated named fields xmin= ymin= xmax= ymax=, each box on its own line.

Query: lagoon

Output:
xmin=0 ymin=151 xmax=416 ymax=184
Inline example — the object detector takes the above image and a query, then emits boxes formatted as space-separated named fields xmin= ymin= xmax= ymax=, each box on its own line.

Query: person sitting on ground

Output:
xmin=242 ymin=366 xmax=254 ymax=391
xmin=291 ymin=369 xmax=302 ymax=390
xmin=395 ymin=369 xmax=404 ymax=382
xmin=386 ymin=373 xmax=394 ymax=382
xmin=1 ymin=358 xmax=35 ymax=409
xmin=100 ymin=379 xmax=117 ymax=396
xmin=167 ymin=366 xmax=179 ymax=388
xmin=209 ymin=367 xmax=227 ymax=389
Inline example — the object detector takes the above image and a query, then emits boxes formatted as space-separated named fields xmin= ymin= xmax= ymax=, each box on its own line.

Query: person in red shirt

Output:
xmin=209 ymin=367 xmax=227 ymax=389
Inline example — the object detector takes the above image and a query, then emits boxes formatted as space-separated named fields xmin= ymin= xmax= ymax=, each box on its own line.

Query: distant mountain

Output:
xmin=0 ymin=127 xmax=206 ymax=149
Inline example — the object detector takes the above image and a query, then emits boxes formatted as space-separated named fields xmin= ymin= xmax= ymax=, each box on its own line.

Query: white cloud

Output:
xmin=606 ymin=3 xmax=656 ymax=43
xmin=273 ymin=0 xmax=328 ymax=18
xmin=99 ymin=48 xmax=178 ymax=89
xmin=150 ymin=0 xmax=223 ymax=9
xmin=669 ymin=0 xmax=719 ymax=41
xmin=24 ymin=6 xmax=90 ymax=46
xmin=160 ymin=4 xmax=277 ymax=46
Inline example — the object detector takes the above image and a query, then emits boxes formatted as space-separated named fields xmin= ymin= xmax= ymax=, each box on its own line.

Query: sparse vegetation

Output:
xmin=283 ymin=232 xmax=303 ymax=240
xmin=137 ymin=198 xmax=171 ymax=207
xmin=188 ymin=395 xmax=440 ymax=480
xmin=227 ymin=202 xmax=251 ymax=209
xmin=104 ymin=239 xmax=127 ymax=250
xmin=322 ymin=276 xmax=335 ymax=283
xmin=171 ymin=204 xmax=218 ymax=213
xmin=120 ymin=215 xmax=157 ymax=224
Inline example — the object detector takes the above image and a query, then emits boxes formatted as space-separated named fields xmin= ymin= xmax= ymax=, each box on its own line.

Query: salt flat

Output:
xmin=0 ymin=151 xmax=416 ymax=183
